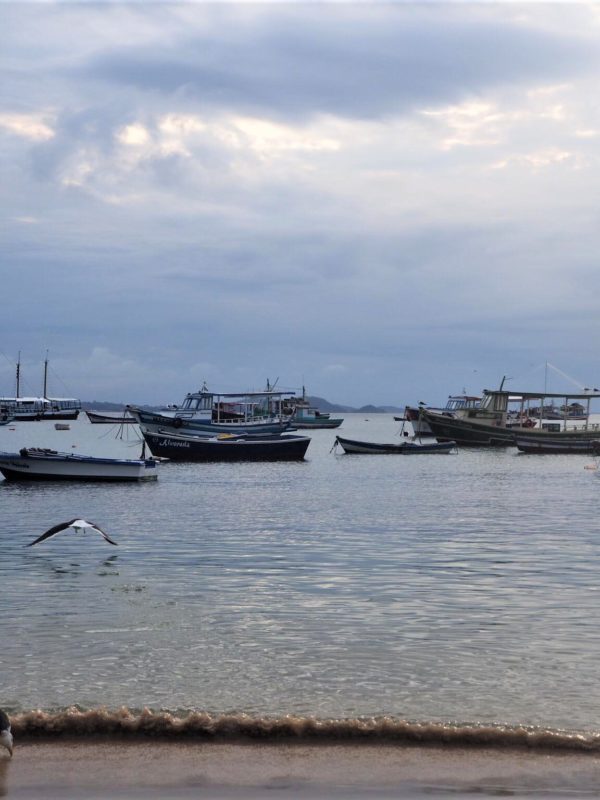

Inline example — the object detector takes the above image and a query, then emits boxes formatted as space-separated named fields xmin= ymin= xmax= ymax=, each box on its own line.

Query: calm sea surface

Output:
xmin=1 ymin=413 xmax=600 ymax=733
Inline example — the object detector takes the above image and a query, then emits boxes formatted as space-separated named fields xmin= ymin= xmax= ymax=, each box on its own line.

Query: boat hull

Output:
xmin=0 ymin=449 xmax=158 ymax=481
xmin=131 ymin=407 xmax=292 ymax=436
xmin=335 ymin=436 xmax=456 ymax=454
xmin=13 ymin=409 xmax=80 ymax=421
xmin=86 ymin=410 xmax=137 ymax=424
xmin=292 ymin=418 xmax=343 ymax=429
xmin=419 ymin=411 xmax=518 ymax=447
xmin=514 ymin=434 xmax=600 ymax=454
xmin=142 ymin=431 xmax=310 ymax=461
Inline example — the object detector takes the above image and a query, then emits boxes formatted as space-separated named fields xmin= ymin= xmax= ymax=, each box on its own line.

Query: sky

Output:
xmin=2 ymin=2 xmax=600 ymax=407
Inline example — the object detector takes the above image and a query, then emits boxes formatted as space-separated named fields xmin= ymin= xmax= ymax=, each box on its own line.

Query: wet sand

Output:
xmin=2 ymin=741 xmax=600 ymax=799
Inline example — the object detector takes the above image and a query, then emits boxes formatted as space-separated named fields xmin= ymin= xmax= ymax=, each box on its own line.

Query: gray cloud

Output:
xmin=78 ymin=8 xmax=596 ymax=121
xmin=3 ymin=4 xmax=600 ymax=405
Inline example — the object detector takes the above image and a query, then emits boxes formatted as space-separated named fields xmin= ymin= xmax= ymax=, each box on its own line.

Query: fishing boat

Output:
xmin=420 ymin=384 xmax=600 ymax=447
xmin=334 ymin=436 xmax=456 ymax=454
xmin=128 ymin=385 xmax=295 ymax=436
xmin=285 ymin=388 xmax=343 ymax=429
xmin=403 ymin=395 xmax=481 ymax=435
xmin=0 ymin=448 xmax=159 ymax=482
xmin=140 ymin=429 xmax=311 ymax=462
xmin=86 ymin=410 xmax=137 ymax=424
xmin=0 ymin=353 xmax=81 ymax=420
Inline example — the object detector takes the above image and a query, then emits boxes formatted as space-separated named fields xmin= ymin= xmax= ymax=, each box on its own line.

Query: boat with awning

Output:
xmin=128 ymin=385 xmax=295 ymax=436
xmin=420 ymin=386 xmax=600 ymax=447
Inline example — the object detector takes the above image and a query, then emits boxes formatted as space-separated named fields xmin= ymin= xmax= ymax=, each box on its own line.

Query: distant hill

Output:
xmin=306 ymin=396 xmax=403 ymax=414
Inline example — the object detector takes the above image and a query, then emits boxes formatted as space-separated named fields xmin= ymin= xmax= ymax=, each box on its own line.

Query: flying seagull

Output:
xmin=27 ymin=519 xmax=118 ymax=547
xmin=0 ymin=710 xmax=13 ymax=757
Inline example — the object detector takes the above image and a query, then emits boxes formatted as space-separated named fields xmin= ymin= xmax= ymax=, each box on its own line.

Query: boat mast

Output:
xmin=43 ymin=350 xmax=49 ymax=398
xmin=15 ymin=352 xmax=20 ymax=398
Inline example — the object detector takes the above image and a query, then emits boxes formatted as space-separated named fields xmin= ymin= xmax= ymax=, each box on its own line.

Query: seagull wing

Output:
xmin=0 ymin=709 xmax=10 ymax=731
xmin=88 ymin=521 xmax=118 ymax=546
xmin=26 ymin=519 xmax=76 ymax=547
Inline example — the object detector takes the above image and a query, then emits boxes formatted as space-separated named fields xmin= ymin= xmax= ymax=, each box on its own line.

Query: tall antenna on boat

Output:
xmin=15 ymin=352 xmax=21 ymax=398
xmin=43 ymin=350 xmax=49 ymax=398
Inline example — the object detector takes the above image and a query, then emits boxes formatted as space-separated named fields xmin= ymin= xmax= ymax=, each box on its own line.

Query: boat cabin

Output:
xmin=176 ymin=389 xmax=295 ymax=424
xmin=478 ymin=388 xmax=600 ymax=431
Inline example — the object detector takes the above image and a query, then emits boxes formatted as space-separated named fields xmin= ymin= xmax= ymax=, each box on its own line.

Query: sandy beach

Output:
xmin=2 ymin=741 xmax=600 ymax=799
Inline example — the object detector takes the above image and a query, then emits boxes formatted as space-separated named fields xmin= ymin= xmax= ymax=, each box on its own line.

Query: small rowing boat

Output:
xmin=0 ymin=448 xmax=159 ymax=482
xmin=334 ymin=436 xmax=456 ymax=455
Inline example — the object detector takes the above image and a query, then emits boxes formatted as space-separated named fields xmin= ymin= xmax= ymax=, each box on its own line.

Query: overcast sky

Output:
xmin=2 ymin=2 xmax=600 ymax=407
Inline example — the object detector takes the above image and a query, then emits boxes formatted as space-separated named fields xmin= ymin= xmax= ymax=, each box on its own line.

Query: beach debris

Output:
xmin=0 ymin=710 xmax=13 ymax=757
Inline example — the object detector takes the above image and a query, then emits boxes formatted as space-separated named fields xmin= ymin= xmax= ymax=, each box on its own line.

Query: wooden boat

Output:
xmin=514 ymin=433 xmax=600 ymax=454
xmin=334 ymin=436 xmax=456 ymax=454
xmin=86 ymin=410 xmax=137 ymax=424
xmin=141 ymin=429 xmax=311 ymax=462
xmin=128 ymin=385 xmax=295 ymax=436
xmin=421 ymin=384 xmax=600 ymax=447
xmin=404 ymin=395 xmax=481 ymax=436
xmin=0 ymin=448 xmax=159 ymax=482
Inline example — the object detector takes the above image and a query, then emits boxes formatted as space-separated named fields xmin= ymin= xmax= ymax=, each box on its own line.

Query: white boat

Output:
xmin=85 ymin=410 xmax=137 ymax=424
xmin=0 ymin=448 xmax=159 ymax=482
xmin=0 ymin=354 xmax=81 ymax=420
xmin=128 ymin=384 xmax=295 ymax=436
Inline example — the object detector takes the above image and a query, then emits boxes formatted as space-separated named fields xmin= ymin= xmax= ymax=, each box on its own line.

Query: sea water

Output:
xmin=1 ymin=413 xmax=600 ymax=755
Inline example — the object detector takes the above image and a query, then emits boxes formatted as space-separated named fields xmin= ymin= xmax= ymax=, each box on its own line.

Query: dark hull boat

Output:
xmin=420 ymin=383 xmax=600 ymax=447
xmin=514 ymin=433 xmax=600 ymax=454
xmin=334 ymin=436 xmax=456 ymax=455
xmin=0 ymin=448 xmax=158 ymax=482
xmin=142 ymin=430 xmax=311 ymax=462
xmin=419 ymin=411 xmax=518 ymax=447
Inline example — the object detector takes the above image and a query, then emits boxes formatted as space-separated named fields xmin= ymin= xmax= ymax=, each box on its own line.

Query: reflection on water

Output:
xmin=1 ymin=416 xmax=600 ymax=732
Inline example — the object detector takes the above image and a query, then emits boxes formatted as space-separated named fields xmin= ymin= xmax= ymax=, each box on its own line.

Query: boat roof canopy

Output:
xmin=484 ymin=389 xmax=600 ymax=401
xmin=185 ymin=390 xmax=295 ymax=398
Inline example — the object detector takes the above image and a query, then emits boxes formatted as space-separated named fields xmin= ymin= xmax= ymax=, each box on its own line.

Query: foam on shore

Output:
xmin=8 ymin=707 xmax=600 ymax=752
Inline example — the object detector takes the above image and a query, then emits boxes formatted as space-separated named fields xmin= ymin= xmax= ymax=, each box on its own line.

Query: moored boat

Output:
xmin=0 ymin=354 xmax=81 ymax=420
xmin=514 ymin=433 xmax=600 ymax=454
xmin=86 ymin=410 xmax=137 ymax=424
xmin=404 ymin=395 xmax=481 ymax=436
xmin=281 ymin=386 xmax=343 ymax=429
xmin=0 ymin=448 xmax=159 ymax=482
xmin=141 ymin=429 xmax=310 ymax=462
xmin=128 ymin=385 xmax=295 ymax=436
xmin=421 ymin=386 xmax=600 ymax=447
xmin=334 ymin=436 xmax=456 ymax=454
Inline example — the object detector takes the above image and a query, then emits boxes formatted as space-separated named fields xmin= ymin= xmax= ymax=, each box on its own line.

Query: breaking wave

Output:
xmin=8 ymin=708 xmax=600 ymax=752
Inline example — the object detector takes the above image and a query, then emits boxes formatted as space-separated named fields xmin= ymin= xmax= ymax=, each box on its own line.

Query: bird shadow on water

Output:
xmin=23 ymin=551 xmax=119 ymax=579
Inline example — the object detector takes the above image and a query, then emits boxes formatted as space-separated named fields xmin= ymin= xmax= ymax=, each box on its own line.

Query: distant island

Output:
xmin=81 ymin=396 xmax=405 ymax=414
